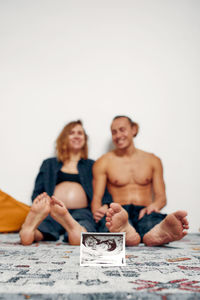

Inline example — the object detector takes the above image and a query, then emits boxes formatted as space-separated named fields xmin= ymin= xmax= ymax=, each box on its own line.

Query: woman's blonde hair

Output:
xmin=56 ymin=120 xmax=88 ymax=162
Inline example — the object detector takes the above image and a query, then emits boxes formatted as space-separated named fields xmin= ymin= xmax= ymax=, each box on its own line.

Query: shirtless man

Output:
xmin=91 ymin=116 xmax=189 ymax=246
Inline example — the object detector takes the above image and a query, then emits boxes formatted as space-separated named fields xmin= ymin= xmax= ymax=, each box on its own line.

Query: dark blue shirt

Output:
xmin=31 ymin=157 xmax=112 ymax=207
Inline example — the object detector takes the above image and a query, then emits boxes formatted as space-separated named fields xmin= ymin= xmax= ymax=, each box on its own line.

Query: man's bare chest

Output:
xmin=107 ymin=160 xmax=153 ymax=187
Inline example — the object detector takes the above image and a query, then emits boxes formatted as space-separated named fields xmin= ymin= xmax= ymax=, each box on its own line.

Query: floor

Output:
xmin=0 ymin=233 xmax=200 ymax=299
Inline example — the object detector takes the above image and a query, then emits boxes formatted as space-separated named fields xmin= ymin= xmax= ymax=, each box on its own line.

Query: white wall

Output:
xmin=0 ymin=0 xmax=199 ymax=232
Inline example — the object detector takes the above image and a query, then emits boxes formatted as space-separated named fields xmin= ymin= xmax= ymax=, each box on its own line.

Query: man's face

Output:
xmin=111 ymin=117 xmax=135 ymax=150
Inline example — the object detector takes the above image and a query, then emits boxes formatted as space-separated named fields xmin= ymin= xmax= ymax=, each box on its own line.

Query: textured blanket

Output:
xmin=0 ymin=233 xmax=200 ymax=299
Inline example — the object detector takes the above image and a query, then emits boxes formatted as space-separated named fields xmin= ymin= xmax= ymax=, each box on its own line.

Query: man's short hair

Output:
xmin=112 ymin=115 xmax=139 ymax=137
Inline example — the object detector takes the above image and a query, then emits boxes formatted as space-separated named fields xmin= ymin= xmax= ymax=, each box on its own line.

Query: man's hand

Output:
xmin=138 ymin=204 xmax=159 ymax=220
xmin=91 ymin=202 xmax=101 ymax=216
xmin=92 ymin=204 xmax=109 ymax=223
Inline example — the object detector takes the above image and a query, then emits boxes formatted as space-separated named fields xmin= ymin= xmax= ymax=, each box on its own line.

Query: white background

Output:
xmin=0 ymin=0 xmax=199 ymax=232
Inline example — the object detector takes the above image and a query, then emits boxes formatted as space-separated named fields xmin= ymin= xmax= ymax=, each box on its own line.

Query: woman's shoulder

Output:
xmin=42 ymin=157 xmax=58 ymax=163
xmin=80 ymin=158 xmax=95 ymax=163
xmin=41 ymin=157 xmax=61 ymax=167
xmin=79 ymin=158 xmax=95 ymax=166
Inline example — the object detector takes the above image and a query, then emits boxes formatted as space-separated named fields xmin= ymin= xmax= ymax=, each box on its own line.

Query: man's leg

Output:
xmin=19 ymin=193 xmax=50 ymax=245
xmin=106 ymin=203 xmax=141 ymax=246
xmin=142 ymin=211 xmax=189 ymax=246
xmin=50 ymin=196 xmax=87 ymax=245
xmin=135 ymin=210 xmax=167 ymax=242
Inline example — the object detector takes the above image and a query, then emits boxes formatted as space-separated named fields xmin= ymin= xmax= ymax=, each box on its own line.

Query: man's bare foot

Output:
xmin=20 ymin=193 xmax=51 ymax=246
xmin=50 ymin=196 xmax=86 ymax=245
xmin=143 ymin=211 xmax=189 ymax=246
xmin=106 ymin=203 xmax=141 ymax=246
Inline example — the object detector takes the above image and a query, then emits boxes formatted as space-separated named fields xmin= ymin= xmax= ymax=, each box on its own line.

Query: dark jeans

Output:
xmin=97 ymin=204 xmax=167 ymax=242
xmin=38 ymin=207 xmax=97 ymax=242
xmin=124 ymin=204 xmax=167 ymax=241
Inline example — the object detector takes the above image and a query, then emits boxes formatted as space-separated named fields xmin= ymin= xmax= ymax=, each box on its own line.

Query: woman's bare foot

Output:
xmin=20 ymin=193 xmax=51 ymax=245
xmin=106 ymin=203 xmax=141 ymax=246
xmin=143 ymin=210 xmax=189 ymax=246
xmin=50 ymin=196 xmax=86 ymax=245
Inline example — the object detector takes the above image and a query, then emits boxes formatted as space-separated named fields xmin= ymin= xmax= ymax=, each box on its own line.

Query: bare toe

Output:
xmin=143 ymin=210 xmax=189 ymax=246
xmin=106 ymin=203 xmax=140 ymax=246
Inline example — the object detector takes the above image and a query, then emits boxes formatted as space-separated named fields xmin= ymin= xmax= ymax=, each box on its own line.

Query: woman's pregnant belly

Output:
xmin=53 ymin=182 xmax=88 ymax=209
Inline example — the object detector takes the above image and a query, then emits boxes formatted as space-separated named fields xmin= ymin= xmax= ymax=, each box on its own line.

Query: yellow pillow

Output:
xmin=0 ymin=190 xmax=30 ymax=232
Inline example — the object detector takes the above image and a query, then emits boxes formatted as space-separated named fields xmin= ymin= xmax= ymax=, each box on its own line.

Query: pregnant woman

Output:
xmin=20 ymin=120 xmax=112 ymax=246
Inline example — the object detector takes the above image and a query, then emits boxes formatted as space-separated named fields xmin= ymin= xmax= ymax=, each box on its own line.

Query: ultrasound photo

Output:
xmin=80 ymin=232 xmax=126 ymax=266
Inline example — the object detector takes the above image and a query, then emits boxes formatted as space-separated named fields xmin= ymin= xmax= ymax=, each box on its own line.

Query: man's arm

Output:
xmin=139 ymin=155 xmax=167 ymax=219
xmin=91 ymin=156 xmax=108 ymax=222
xmin=151 ymin=156 xmax=167 ymax=209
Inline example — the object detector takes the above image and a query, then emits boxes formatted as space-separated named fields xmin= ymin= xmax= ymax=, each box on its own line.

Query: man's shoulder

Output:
xmin=137 ymin=149 xmax=161 ymax=163
xmin=138 ymin=149 xmax=162 ymax=166
xmin=95 ymin=151 xmax=114 ymax=163
xmin=93 ymin=151 xmax=114 ymax=170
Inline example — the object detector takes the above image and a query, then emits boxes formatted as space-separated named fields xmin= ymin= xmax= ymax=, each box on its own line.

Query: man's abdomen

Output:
xmin=108 ymin=184 xmax=152 ymax=207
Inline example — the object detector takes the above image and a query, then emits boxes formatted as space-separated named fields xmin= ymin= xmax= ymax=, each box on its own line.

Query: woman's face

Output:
xmin=67 ymin=124 xmax=86 ymax=152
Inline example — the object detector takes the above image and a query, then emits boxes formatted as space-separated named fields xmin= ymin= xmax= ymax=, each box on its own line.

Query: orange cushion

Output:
xmin=0 ymin=190 xmax=30 ymax=232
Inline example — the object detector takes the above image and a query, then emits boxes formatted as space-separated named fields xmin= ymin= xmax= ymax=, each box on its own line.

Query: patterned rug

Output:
xmin=0 ymin=233 xmax=200 ymax=299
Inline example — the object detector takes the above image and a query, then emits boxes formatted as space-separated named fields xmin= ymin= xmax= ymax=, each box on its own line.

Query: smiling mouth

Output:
xmin=116 ymin=139 xmax=125 ymax=145
xmin=70 ymin=140 xmax=83 ymax=146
